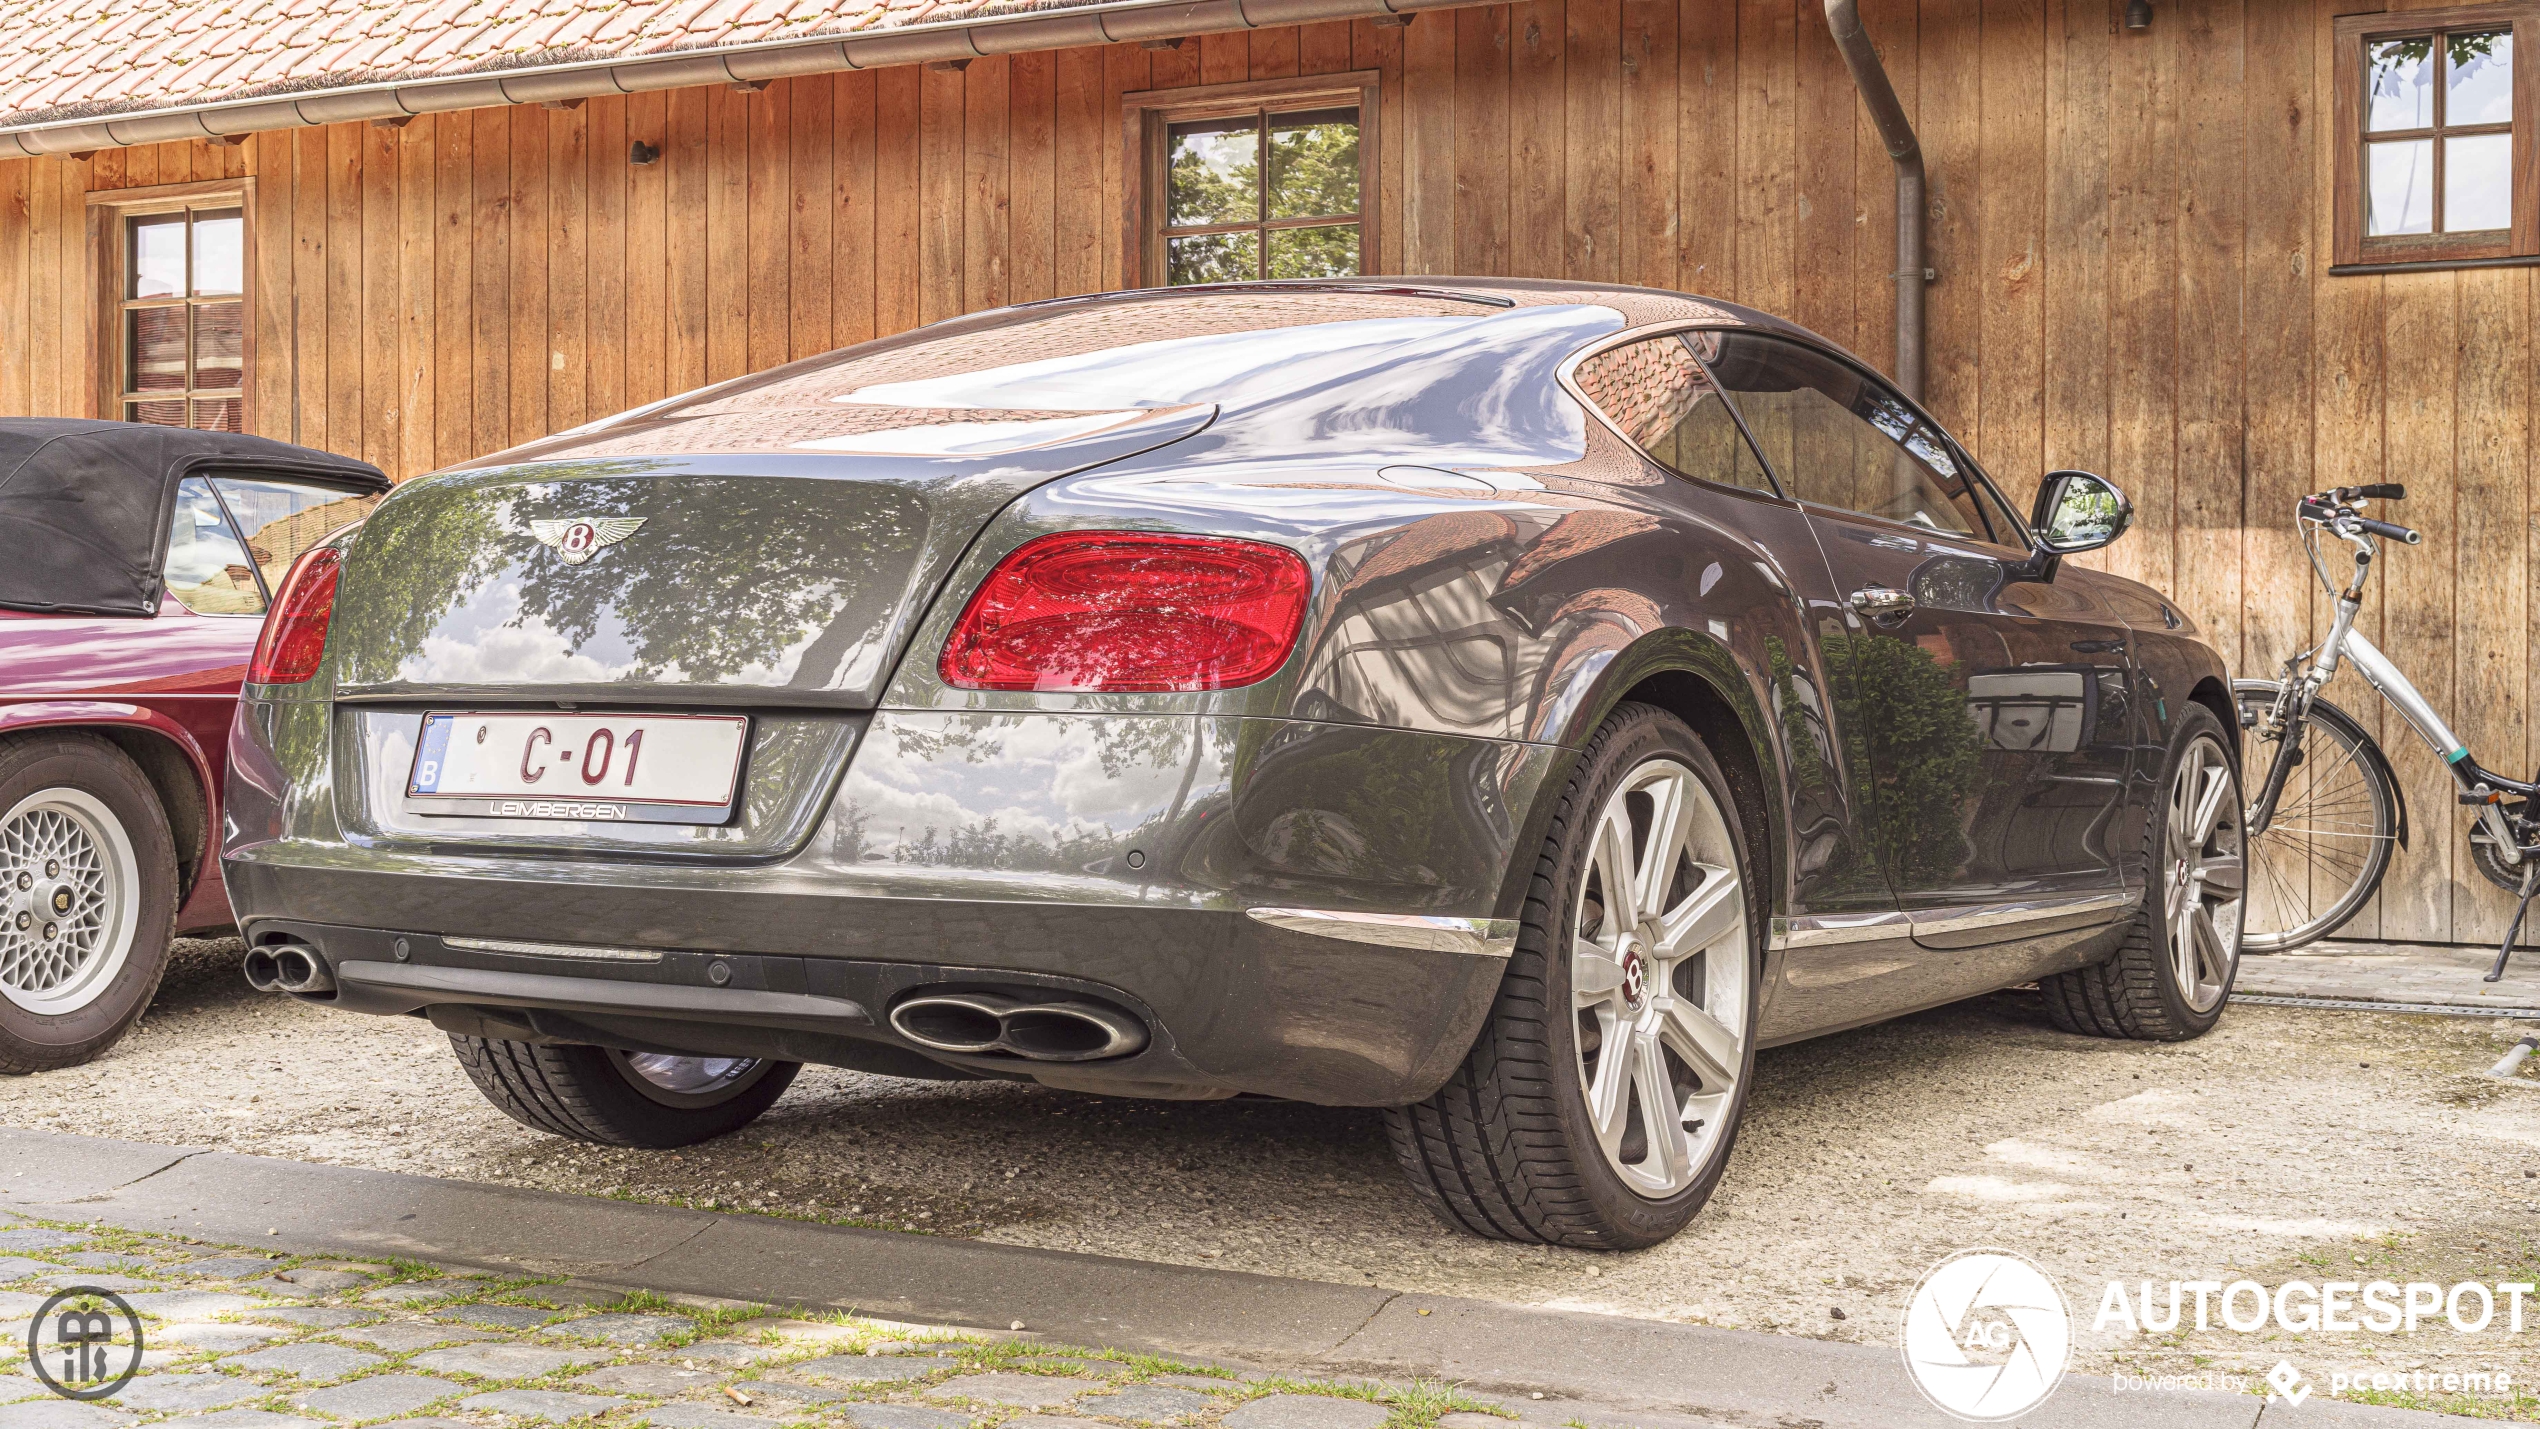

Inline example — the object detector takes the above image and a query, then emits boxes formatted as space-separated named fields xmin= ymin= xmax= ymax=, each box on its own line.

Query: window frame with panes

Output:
xmin=2334 ymin=5 xmax=2538 ymax=271
xmin=88 ymin=180 xmax=255 ymax=432
xmin=1122 ymin=74 xmax=1381 ymax=287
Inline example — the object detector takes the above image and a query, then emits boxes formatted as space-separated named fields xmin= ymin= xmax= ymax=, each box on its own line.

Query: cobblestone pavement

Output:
xmin=0 ymin=1214 xmax=1609 ymax=1429
xmin=2237 ymin=941 xmax=2540 ymax=1012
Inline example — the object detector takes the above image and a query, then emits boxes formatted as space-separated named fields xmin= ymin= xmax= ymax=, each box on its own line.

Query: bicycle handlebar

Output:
xmin=2298 ymin=485 xmax=2421 ymax=546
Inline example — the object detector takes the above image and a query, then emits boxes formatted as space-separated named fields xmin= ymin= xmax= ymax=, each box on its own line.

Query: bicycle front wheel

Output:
xmin=2232 ymin=680 xmax=2399 ymax=952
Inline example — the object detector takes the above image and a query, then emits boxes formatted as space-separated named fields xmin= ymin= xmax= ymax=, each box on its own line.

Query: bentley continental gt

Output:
xmin=221 ymin=279 xmax=2244 ymax=1248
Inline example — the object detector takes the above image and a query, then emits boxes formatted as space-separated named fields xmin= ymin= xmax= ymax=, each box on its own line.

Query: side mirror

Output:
xmin=2031 ymin=470 xmax=2133 ymax=554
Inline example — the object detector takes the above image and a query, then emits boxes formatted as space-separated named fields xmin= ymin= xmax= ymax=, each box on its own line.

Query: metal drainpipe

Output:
xmin=1822 ymin=0 xmax=1927 ymax=403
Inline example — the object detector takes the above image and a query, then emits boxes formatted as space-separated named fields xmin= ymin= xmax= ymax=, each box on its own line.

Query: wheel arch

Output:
xmin=1496 ymin=630 xmax=1787 ymax=934
xmin=0 ymin=703 xmax=215 ymax=903
xmin=2188 ymin=676 xmax=2239 ymax=766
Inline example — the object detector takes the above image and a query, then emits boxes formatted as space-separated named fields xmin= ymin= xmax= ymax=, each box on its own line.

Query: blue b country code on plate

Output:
xmin=412 ymin=714 xmax=457 ymax=793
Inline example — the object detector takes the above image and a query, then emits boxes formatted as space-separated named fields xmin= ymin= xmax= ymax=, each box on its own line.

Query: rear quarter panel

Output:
xmin=0 ymin=605 xmax=258 ymax=931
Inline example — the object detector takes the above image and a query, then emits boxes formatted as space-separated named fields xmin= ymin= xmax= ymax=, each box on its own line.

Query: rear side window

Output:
xmin=162 ymin=477 xmax=263 ymax=615
xmin=1699 ymin=332 xmax=2001 ymax=543
xmin=209 ymin=477 xmax=380 ymax=596
xmin=1572 ymin=332 xmax=1776 ymax=496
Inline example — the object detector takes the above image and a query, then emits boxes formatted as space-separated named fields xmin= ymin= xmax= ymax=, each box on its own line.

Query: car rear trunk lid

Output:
xmin=325 ymin=403 xmax=1215 ymax=708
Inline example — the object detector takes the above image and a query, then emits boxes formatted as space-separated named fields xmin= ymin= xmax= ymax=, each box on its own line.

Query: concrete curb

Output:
xmin=0 ymin=1129 xmax=2462 ymax=1427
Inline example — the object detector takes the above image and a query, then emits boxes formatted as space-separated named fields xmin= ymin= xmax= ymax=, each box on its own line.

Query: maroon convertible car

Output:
xmin=0 ymin=419 xmax=386 ymax=1072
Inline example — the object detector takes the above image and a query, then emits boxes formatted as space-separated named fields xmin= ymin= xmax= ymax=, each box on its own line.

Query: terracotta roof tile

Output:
xmin=1 ymin=0 xmax=1140 ymax=130
xmin=545 ymin=6 xmax=610 ymax=45
xmin=15 ymin=69 xmax=85 ymax=111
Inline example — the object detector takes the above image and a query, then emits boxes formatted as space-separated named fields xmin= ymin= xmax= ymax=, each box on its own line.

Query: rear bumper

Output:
xmin=227 ymin=879 xmax=1510 ymax=1106
xmin=225 ymin=701 xmax=1559 ymax=1103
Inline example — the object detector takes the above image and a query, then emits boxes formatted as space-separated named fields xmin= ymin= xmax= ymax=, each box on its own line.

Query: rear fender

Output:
xmin=1495 ymin=627 xmax=1785 ymax=927
xmin=0 ymin=699 xmax=221 ymax=898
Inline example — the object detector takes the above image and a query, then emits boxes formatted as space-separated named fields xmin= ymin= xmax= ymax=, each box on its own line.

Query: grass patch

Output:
xmin=1239 ymin=1372 xmax=1508 ymax=1429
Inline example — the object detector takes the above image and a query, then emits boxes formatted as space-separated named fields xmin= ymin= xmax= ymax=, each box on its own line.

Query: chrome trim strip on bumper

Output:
xmin=336 ymin=960 xmax=869 ymax=1030
xmin=1244 ymin=908 xmax=1520 ymax=958
xmin=444 ymin=935 xmax=666 ymax=965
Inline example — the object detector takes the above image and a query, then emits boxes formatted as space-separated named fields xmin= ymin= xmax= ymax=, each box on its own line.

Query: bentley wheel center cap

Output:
xmin=1620 ymin=943 xmax=1650 ymax=1007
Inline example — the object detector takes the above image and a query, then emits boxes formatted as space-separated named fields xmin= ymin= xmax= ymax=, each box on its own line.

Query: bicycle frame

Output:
xmin=2249 ymin=524 xmax=2537 ymax=871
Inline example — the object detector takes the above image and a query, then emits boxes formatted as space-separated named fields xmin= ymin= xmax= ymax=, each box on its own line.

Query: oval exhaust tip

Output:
xmin=890 ymin=995 xmax=1011 ymax=1053
xmin=266 ymin=944 xmax=336 ymax=994
xmin=242 ymin=948 xmax=282 ymax=992
xmin=1000 ymin=1004 xmax=1147 ymax=1062
xmin=889 ymin=990 xmax=1149 ymax=1063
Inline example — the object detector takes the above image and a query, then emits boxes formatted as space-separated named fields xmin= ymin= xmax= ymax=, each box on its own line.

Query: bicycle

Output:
xmin=2238 ymin=483 xmax=2540 ymax=979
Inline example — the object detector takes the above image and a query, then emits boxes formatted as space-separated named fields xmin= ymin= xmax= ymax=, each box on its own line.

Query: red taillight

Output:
xmin=247 ymin=546 xmax=345 ymax=684
xmin=940 ymin=532 xmax=1312 ymax=692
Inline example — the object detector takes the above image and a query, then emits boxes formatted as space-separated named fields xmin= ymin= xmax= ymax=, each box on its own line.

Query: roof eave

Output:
xmin=0 ymin=0 xmax=1451 ymax=159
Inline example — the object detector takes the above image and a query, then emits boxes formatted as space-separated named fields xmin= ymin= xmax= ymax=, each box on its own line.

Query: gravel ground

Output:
xmin=11 ymin=937 xmax=2540 ymax=1412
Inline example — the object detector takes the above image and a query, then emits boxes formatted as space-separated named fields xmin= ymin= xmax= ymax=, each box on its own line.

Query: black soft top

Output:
xmin=0 ymin=419 xmax=389 ymax=617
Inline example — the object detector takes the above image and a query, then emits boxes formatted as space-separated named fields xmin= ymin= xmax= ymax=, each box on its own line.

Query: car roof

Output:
xmin=452 ymin=280 xmax=1831 ymax=473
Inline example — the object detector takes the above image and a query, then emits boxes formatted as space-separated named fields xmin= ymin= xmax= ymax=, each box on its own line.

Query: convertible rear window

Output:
xmin=162 ymin=478 xmax=262 ymax=615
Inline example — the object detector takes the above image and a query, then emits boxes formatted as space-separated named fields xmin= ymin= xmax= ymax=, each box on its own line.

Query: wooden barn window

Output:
xmin=1123 ymin=73 xmax=1381 ymax=288
xmin=2335 ymin=5 xmax=2540 ymax=271
xmin=88 ymin=180 xmax=256 ymax=431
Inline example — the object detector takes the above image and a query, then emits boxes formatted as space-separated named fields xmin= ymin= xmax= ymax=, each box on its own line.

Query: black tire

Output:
xmin=2041 ymin=704 xmax=2245 ymax=1041
xmin=449 ymin=1036 xmax=799 ymax=1148
xmin=1385 ymin=702 xmax=1763 ymax=1250
xmin=0 ymin=733 xmax=179 ymax=1075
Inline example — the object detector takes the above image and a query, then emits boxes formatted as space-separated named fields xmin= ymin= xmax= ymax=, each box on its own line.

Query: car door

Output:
xmin=1565 ymin=326 xmax=1927 ymax=1039
xmin=1696 ymin=331 xmax=2134 ymax=983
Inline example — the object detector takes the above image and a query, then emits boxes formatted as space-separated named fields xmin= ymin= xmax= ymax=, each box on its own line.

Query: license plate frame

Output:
xmin=403 ymin=711 xmax=750 ymax=825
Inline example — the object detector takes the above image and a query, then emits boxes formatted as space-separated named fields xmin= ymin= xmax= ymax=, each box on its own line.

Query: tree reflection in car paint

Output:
xmin=1822 ymin=630 xmax=1987 ymax=888
xmin=336 ymin=469 xmax=913 ymax=691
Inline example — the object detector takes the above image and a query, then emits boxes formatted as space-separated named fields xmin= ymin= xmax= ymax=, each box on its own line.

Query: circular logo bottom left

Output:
xmin=28 ymin=1286 xmax=146 ymax=1402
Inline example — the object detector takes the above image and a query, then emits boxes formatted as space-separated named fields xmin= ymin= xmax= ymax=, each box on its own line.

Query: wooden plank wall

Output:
xmin=0 ymin=0 xmax=2529 ymax=947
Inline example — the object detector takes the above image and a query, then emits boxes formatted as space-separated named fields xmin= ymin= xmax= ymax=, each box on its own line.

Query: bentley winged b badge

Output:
xmin=529 ymin=517 xmax=646 ymax=566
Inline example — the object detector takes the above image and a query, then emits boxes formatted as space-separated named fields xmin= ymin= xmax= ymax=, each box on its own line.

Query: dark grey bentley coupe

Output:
xmin=224 ymin=279 xmax=2243 ymax=1249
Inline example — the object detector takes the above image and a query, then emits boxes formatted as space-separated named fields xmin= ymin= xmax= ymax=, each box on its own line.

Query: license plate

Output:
xmin=405 ymin=712 xmax=749 ymax=824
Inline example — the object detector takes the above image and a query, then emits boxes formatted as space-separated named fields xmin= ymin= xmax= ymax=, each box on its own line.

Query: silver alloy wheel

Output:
xmin=1572 ymin=756 xmax=1748 ymax=1199
xmin=2165 ymin=735 xmax=2246 ymax=1013
xmin=611 ymin=1050 xmax=765 ymax=1105
xmin=0 ymin=787 xmax=141 ymax=1016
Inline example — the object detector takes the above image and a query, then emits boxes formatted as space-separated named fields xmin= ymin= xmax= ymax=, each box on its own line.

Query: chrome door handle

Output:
xmin=1848 ymin=585 xmax=1916 ymax=621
